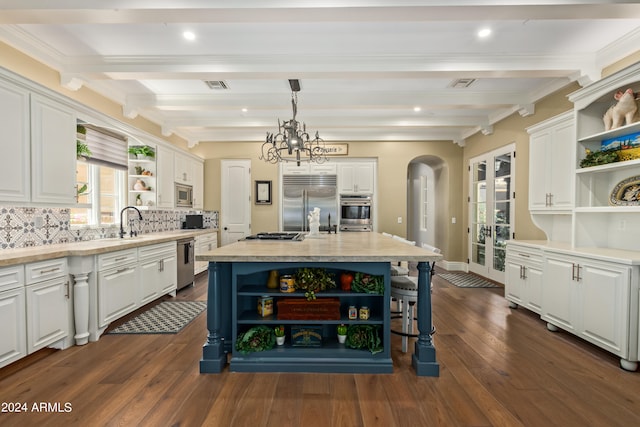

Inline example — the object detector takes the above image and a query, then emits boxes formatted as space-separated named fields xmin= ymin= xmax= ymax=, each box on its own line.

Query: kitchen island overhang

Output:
xmin=197 ymin=232 xmax=441 ymax=376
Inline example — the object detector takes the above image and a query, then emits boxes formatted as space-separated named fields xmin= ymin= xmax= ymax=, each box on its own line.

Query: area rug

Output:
xmin=438 ymin=272 xmax=500 ymax=288
xmin=108 ymin=301 xmax=207 ymax=334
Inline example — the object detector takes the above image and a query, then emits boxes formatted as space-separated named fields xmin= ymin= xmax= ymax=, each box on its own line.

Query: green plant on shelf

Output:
xmin=128 ymin=145 xmax=156 ymax=159
xmin=274 ymin=325 xmax=285 ymax=337
xmin=579 ymin=148 xmax=618 ymax=168
xmin=76 ymin=139 xmax=92 ymax=159
xmin=294 ymin=267 xmax=336 ymax=301
xmin=337 ymin=324 xmax=347 ymax=336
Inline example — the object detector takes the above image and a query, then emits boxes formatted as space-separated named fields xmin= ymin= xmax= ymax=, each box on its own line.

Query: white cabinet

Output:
xmin=281 ymin=162 xmax=337 ymax=176
xmin=542 ymin=251 xmax=633 ymax=361
xmin=0 ymin=80 xmax=76 ymax=205
xmin=281 ymin=162 xmax=310 ymax=175
xmin=310 ymin=163 xmax=337 ymax=175
xmin=195 ymin=232 xmax=218 ymax=275
xmin=192 ymin=160 xmax=204 ymax=209
xmin=527 ymin=111 xmax=575 ymax=212
xmin=338 ymin=162 xmax=375 ymax=194
xmin=97 ymin=249 xmax=139 ymax=327
xmin=174 ymin=152 xmax=193 ymax=184
xmin=0 ymin=79 xmax=30 ymax=203
xmin=504 ymin=244 xmax=543 ymax=314
xmin=156 ymin=145 xmax=175 ymax=208
xmin=25 ymin=258 xmax=70 ymax=354
xmin=30 ymin=94 xmax=77 ymax=205
xmin=0 ymin=266 xmax=26 ymax=368
xmin=138 ymin=242 xmax=177 ymax=305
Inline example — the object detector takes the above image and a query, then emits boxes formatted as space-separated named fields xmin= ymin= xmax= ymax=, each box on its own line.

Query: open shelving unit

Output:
xmin=229 ymin=261 xmax=392 ymax=374
xmin=127 ymin=145 xmax=156 ymax=208
xmin=570 ymin=69 xmax=640 ymax=252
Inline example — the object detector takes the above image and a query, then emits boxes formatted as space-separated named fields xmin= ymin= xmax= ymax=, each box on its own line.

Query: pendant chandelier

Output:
xmin=260 ymin=80 xmax=327 ymax=166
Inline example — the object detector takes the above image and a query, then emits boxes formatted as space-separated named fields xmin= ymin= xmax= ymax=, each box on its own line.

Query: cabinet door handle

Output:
xmin=571 ymin=263 xmax=577 ymax=281
xmin=115 ymin=268 xmax=130 ymax=274
xmin=40 ymin=267 xmax=60 ymax=274
xmin=64 ymin=281 xmax=70 ymax=299
xmin=518 ymin=253 xmax=530 ymax=258
xmin=576 ymin=264 xmax=582 ymax=282
xmin=115 ymin=256 xmax=128 ymax=262
xmin=522 ymin=266 xmax=527 ymax=280
xmin=519 ymin=265 xmax=524 ymax=279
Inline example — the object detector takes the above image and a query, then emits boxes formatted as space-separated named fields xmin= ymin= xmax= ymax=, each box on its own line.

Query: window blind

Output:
xmin=80 ymin=124 xmax=129 ymax=170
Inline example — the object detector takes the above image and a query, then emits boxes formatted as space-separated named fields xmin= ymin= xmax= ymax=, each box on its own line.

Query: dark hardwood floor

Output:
xmin=1 ymin=272 xmax=638 ymax=427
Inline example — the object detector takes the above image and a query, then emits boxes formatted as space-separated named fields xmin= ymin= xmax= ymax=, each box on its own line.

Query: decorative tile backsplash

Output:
xmin=0 ymin=206 xmax=218 ymax=250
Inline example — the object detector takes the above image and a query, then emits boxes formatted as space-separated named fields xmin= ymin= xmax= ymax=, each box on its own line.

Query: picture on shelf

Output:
xmin=601 ymin=131 xmax=640 ymax=162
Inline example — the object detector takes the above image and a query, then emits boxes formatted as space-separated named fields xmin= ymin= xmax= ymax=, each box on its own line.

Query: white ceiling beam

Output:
xmin=60 ymin=53 xmax=592 ymax=76
xmin=2 ymin=3 xmax=640 ymax=24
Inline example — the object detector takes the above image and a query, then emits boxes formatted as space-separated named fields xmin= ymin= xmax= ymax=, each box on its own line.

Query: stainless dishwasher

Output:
xmin=177 ymin=238 xmax=195 ymax=290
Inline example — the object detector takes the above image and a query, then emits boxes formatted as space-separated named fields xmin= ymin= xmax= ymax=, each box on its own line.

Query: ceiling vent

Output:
xmin=448 ymin=78 xmax=476 ymax=88
xmin=204 ymin=80 xmax=229 ymax=90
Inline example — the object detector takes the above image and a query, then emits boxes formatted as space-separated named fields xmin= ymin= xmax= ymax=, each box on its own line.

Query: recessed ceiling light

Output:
xmin=413 ymin=107 xmax=421 ymax=112
xmin=183 ymin=31 xmax=196 ymax=41
xmin=477 ymin=28 xmax=492 ymax=38
xmin=241 ymin=108 xmax=248 ymax=113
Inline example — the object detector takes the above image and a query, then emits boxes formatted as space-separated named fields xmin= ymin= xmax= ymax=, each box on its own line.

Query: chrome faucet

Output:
xmin=119 ymin=206 xmax=143 ymax=238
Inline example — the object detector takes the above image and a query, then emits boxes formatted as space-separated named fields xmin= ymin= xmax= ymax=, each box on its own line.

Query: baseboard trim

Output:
xmin=437 ymin=260 xmax=467 ymax=273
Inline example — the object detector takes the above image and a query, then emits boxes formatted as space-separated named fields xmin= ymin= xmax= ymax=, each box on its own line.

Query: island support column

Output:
xmin=412 ymin=261 xmax=440 ymax=376
xmin=200 ymin=261 xmax=231 ymax=373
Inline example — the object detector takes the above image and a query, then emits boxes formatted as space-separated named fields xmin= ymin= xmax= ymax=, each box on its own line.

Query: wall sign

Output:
xmin=322 ymin=143 xmax=348 ymax=156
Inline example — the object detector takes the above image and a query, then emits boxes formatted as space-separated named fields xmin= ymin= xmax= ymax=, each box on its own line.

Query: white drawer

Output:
xmin=0 ymin=265 xmax=24 ymax=292
xmin=138 ymin=242 xmax=176 ymax=261
xmin=25 ymin=258 xmax=68 ymax=285
xmin=98 ymin=249 xmax=138 ymax=271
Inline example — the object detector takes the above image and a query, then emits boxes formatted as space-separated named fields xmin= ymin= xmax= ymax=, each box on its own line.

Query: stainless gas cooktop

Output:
xmin=243 ymin=232 xmax=304 ymax=241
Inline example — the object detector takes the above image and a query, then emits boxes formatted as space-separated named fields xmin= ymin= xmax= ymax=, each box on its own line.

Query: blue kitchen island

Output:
xmin=197 ymin=232 xmax=441 ymax=376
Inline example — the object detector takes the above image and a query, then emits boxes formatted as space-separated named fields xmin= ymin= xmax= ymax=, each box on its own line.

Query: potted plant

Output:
xmin=128 ymin=145 xmax=155 ymax=160
xmin=135 ymin=193 xmax=142 ymax=206
xmin=337 ymin=324 xmax=347 ymax=344
xmin=76 ymin=139 xmax=92 ymax=160
xmin=274 ymin=325 xmax=285 ymax=345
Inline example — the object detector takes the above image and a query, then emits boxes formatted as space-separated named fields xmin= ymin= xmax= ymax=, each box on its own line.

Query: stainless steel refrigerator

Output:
xmin=282 ymin=174 xmax=338 ymax=232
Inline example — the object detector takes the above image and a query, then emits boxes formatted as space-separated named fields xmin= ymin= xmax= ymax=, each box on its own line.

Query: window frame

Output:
xmin=71 ymin=162 xmax=127 ymax=228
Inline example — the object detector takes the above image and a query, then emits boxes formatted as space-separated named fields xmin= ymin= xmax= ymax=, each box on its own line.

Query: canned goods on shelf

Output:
xmin=348 ymin=305 xmax=358 ymax=320
xmin=280 ymin=275 xmax=296 ymax=293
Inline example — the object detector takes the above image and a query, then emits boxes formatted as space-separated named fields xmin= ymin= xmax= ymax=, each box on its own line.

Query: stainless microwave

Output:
xmin=175 ymin=183 xmax=193 ymax=208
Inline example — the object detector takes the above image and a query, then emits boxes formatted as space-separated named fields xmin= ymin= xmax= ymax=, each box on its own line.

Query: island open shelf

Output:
xmin=197 ymin=232 xmax=441 ymax=376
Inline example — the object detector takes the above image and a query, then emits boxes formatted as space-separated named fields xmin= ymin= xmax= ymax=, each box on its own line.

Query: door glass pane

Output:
xmin=492 ymin=152 xmax=513 ymax=273
xmin=471 ymin=161 xmax=487 ymax=266
xmin=495 ymin=154 xmax=511 ymax=178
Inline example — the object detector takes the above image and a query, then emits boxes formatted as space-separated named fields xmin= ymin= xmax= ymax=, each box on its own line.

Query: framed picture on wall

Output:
xmin=255 ymin=180 xmax=272 ymax=205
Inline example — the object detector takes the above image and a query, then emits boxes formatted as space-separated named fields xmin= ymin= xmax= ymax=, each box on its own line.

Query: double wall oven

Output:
xmin=339 ymin=194 xmax=372 ymax=232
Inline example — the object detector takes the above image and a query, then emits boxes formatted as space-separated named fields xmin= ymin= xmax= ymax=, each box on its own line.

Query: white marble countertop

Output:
xmin=196 ymin=232 xmax=442 ymax=263
xmin=0 ymin=229 xmax=218 ymax=267
xmin=507 ymin=240 xmax=640 ymax=265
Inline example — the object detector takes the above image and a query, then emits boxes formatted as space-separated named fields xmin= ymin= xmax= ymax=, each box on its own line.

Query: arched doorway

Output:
xmin=406 ymin=156 xmax=447 ymax=255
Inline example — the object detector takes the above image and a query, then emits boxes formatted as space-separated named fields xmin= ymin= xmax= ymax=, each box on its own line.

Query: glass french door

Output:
xmin=468 ymin=144 xmax=515 ymax=283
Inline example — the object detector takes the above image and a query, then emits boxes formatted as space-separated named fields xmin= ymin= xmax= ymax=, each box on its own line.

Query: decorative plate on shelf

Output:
xmin=609 ymin=175 xmax=640 ymax=206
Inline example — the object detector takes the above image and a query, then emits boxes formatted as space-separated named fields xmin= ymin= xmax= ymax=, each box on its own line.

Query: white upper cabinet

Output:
xmin=527 ymin=111 xmax=575 ymax=212
xmin=281 ymin=162 xmax=310 ymax=175
xmin=174 ymin=152 xmax=193 ymax=184
xmin=30 ymin=94 xmax=77 ymax=205
xmin=0 ymin=80 xmax=30 ymax=203
xmin=156 ymin=145 xmax=175 ymax=208
xmin=193 ymin=160 xmax=204 ymax=210
xmin=338 ymin=161 xmax=375 ymax=194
